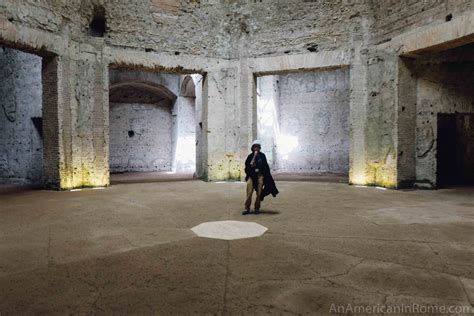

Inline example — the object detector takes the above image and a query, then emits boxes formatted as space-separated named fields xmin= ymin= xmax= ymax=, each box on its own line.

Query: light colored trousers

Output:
xmin=245 ymin=175 xmax=264 ymax=210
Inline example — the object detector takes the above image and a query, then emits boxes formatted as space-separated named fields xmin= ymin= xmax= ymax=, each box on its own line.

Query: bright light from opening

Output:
xmin=276 ymin=134 xmax=299 ymax=160
xmin=175 ymin=135 xmax=196 ymax=172
xmin=375 ymin=186 xmax=387 ymax=191
xmin=257 ymin=77 xmax=300 ymax=163
xmin=70 ymin=189 xmax=82 ymax=192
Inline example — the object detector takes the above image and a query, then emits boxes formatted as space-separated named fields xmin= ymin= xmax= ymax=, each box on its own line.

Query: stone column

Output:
xmin=44 ymin=51 xmax=109 ymax=190
xmin=201 ymin=67 xmax=242 ymax=181
xmin=348 ymin=43 xmax=369 ymax=186
xmin=350 ymin=46 xmax=402 ymax=188
xmin=396 ymin=57 xmax=417 ymax=188
xmin=42 ymin=55 xmax=61 ymax=189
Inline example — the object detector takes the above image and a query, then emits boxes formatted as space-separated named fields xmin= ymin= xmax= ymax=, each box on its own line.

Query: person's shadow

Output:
xmin=254 ymin=210 xmax=280 ymax=215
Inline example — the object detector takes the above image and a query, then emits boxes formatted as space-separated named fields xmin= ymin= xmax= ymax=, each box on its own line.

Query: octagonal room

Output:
xmin=0 ymin=0 xmax=473 ymax=314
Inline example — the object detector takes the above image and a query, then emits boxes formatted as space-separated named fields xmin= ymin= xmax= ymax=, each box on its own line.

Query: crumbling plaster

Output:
xmin=0 ymin=1 xmax=473 ymax=189
xmin=0 ymin=48 xmax=42 ymax=185
xmin=109 ymin=102 xmax=174 ymax=173
xmin=413 ymin=49 xmax=474 ymax=188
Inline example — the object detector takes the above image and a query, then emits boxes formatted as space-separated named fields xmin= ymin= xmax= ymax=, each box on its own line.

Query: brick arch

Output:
xmin=109 ymin=80 xmax=177 ymax=104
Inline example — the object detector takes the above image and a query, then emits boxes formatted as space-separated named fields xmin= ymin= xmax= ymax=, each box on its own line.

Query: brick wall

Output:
xmin=371 ymin=0 xmax=474 ymax=44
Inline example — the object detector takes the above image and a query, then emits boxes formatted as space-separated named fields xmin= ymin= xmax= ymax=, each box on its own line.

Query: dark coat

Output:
xmin=244 ymin=152 xmax=279 ymax=201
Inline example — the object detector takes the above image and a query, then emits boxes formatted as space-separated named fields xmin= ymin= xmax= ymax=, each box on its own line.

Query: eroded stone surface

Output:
xmin=0 ymin=181 xmax=473 ymax=314
xmin=0 ymin=48 xmax=42 ymax=185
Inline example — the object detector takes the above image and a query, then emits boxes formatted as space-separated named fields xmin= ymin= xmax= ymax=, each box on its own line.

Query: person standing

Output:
xmin=243 ymin=140 xmax=279 ymax=215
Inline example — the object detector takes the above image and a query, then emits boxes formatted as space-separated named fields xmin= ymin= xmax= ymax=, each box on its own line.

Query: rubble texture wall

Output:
xmin=0 ymin=0 xmax=231 ymax=58
xmin=413 ymin=45 xmax=474 ymax=187
xmin=257 ymin=69 xmax=350 ymax=175
xmin=0 ymin=48 xmax=42 ymax=185
xmin=1 ymin=0 xmax=473 ymax=189
xmin=233 ymin=0 xmax=368 ymax=57
xmin=109 ymin=103 xmax=173 ymax=172
xmin=371 ymin=0 xmax=474 ymax=44
xmin=109 ymin=70 xmax=198 ymax=174
xmin=0 ymin=0 xmax=369 ymax=58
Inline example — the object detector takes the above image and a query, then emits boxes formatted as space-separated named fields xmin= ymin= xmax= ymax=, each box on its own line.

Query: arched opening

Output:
xmin=255 ymin=68 xmax=350 ymax=182
xmin=89 ymin=5 xmax=107 ymax=37
xmin=109 ymin=80 xmax=176 ymax=175
xmin=108 ymin=70 xmax=203 ymax=184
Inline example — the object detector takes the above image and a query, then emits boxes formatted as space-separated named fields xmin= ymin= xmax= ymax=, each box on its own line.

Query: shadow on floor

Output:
xmin=255 ymin=210 xmax=281 ymax=215
xmin=272 ymin=172 xmax=348 ymax=183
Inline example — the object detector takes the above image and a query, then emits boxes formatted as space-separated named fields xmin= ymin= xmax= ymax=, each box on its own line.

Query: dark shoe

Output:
xmin=254 ymin=209 xmax=260 ymax=214
xmin=242 ymin=210 xmax=250 ymax=215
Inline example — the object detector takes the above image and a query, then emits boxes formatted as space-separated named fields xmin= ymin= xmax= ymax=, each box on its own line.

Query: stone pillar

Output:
xmin=239 ymin=58 xmax=257 ymax=180
xmin=194 ymin=75 xmax=204 ymax=178
xmin=44 ymin=52 xmax=109 ymax=190
xmin=396 ymin=57 xmax=417 ymax=188
xmin=348 ymin=43 xmax=369 ymax=186
xmin=349 ymin=46 xmax=401 ymax=188
xmin=42 ymin=56 xmax=61 ymax=189
xmin=201 ymin=67 xmax=242 ymax=181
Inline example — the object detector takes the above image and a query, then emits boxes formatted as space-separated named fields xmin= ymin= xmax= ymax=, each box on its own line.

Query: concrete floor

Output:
xmin=0 ymin=181 xmax=473 ymax=314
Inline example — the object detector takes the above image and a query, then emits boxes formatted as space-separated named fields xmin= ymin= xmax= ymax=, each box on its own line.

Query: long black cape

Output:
xmin=244 ymin=152 xmax=279 ymax=201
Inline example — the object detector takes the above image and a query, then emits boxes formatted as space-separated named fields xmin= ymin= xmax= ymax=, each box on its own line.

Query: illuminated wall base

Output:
xmin=59 ymin=167 xmax=110 ymax=190
xmin=205 ymin=154 xmax=242 ymax=182
xmin=349 ymin=162 xmax=397 ymax=189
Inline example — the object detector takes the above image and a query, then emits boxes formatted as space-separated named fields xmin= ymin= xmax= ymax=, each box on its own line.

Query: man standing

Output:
xmin=243 ymin=140 xmax=279 ymax=215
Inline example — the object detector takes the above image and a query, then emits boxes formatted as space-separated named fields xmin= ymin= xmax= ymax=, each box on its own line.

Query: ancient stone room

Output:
xmin=0 ymin=0 xmax=473 ymax=314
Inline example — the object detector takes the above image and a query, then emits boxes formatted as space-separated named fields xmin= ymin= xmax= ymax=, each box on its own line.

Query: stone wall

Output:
xmin=0 ymin=0 xmax=370 ymax=59
xmin=233 ymin=0 xmax=369 ymax=57
xmin=371 ymin=0 xmax=474 ymax=44
xmin=257 ymin=68 xmax=350 ymax=175
xmin=109 ymin=102 xmax=173 ymax=172
xmin=1 ymin=0 xmax=474 ymax=189
xmin=413 ymin=45 xmax=474 ymax=187
xmin=0 ymin=0 xmax=232 ymax=58
xmin=109 ymin=70 xmax=198 ymax=174
xmin=0 ymin=47 xmax=42 ymax=185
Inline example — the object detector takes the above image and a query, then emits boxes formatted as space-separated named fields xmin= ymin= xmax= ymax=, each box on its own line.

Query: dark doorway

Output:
xmin=437 ymin=113 xmax=474 ymax=187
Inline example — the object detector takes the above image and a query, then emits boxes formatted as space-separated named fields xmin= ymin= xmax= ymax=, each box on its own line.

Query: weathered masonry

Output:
xmin=1 ymin=1 xmax=473 ymax=189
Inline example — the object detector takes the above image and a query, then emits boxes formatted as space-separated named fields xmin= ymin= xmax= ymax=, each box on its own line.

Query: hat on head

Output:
xmin=251 ymin=140 xmax=261 ymax=150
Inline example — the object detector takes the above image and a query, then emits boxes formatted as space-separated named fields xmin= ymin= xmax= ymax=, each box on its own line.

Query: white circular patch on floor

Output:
xmin=191 ymin=220 xmax=268 ymax=240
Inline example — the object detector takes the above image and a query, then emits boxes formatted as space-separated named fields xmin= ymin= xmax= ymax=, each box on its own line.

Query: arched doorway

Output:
xmin=109 ymin=80 xmax=177 ymax=174
xmin=108 ymin=70 xmax=203 ymax=184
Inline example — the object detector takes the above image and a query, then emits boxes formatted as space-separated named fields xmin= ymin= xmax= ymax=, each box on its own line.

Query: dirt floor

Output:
xmin=0 ymin=180 xmax=473 ymax=314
